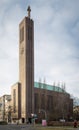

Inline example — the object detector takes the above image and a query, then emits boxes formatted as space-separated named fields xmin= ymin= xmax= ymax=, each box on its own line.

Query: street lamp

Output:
xmin=39 ymin=109 xmax=47 ymax=126
xmin=39 ymin=109 xmax=47 ymax=119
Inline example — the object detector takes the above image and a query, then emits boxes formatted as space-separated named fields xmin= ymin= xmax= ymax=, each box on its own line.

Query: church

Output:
xmin=0 ymin=6 xmax=73 ymax=123
xmin=11 ymin=6 xmax=73 ymax=123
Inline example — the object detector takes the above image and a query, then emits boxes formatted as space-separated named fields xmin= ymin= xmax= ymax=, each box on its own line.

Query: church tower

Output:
xmin=19 ymin=6 xmax=34 ymax=122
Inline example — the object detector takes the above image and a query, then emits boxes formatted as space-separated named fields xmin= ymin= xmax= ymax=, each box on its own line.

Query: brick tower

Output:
xmin=19 ymin=6 xmax=34 ymax=122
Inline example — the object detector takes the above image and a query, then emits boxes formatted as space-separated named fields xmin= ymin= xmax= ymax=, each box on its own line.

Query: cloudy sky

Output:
xmin=0 ymin=0 xmax=79 ymax=97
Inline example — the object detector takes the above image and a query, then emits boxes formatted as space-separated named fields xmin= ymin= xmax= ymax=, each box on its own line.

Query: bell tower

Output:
xmin=19 ymin=6 xmax=34 ymax=121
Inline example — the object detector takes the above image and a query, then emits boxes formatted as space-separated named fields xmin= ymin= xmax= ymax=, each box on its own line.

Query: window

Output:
xmin=47 ymin=95 xmax=53 ymax=111
xmin=41 ymin=94 xmax=45 ymax=109
xmin=28 ymin=27 xmax=32 ymax=40
xmin=34 ymin=93 xmax=39 ymax=109
xmin=20 ymin=26 xmax=24 ymax=42
xmin=13 ymin=89 xmax=16 ymax=112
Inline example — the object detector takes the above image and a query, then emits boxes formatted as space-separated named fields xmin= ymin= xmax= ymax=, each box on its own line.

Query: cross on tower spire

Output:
xmin=27 ymin=6 xmax=31 ymax=18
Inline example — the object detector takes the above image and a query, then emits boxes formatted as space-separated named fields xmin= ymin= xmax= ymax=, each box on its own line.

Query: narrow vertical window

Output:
xmin=20 ymin=26 xmax=24 ymax=42
xmin=28 ymin=27 xmax=32 ymax=40
xmin=28 ymin=27 xmax=30 ymax=40
xmin=13 ymin=89 xmax=16 ymax=112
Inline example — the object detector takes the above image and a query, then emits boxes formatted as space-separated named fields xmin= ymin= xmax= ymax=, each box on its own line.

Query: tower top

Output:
xmin=27 ymin=6 xmax=31 ymax=18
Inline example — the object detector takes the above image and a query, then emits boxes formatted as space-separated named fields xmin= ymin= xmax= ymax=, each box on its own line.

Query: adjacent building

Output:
xmin=11 ymin=82 xmax=21 ymax=120
xmin=0 ymin=95 xmax=11 ymax=121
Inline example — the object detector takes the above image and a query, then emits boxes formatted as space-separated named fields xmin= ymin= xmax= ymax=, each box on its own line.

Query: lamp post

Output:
xmin=39 ymin=109 xmax=47 ymax=126
xmin=39 ymin=109 xmax=47 ymax=120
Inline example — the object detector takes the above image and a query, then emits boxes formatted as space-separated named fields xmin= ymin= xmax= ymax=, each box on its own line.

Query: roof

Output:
xmin=34 ymin=82 xmax=66 ymax=93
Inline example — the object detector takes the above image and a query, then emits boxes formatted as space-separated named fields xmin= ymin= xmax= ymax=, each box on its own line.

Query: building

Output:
xmin=0 ymin=6 xmax=73 ymax=123
xmin=34 ymin=82 xmax=73 ymax=121
xmin=0 ymin=82 xmax=73 ymax=122
xmin=0 ymin=95 xmax=11 ymax=122
xmin=12 ymin=6 xmax=73 ymax=122
xmin=73 ymin=106 xmax=79 ymax=120
xmin=10 ymin=81 xmax=73 ymax=122
xmin=11 ymin=82 xmax=21 ymax=121
xmin=19 ymin=6 xmax=34 ymax=123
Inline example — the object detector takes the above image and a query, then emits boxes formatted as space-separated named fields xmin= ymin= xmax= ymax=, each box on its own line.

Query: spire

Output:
xmin=27 ymin=6 xmax=31 ymax=18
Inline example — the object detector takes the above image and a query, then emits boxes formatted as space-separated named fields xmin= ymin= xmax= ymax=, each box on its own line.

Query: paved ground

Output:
xmin=0 ymin=124 xmax=35 ymax=130
xmin=0 ymin=125 xmax=79 ymax=130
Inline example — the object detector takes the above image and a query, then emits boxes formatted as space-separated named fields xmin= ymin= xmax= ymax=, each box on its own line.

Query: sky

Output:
xmin=0 ymin=0 xmax=79 ymax=98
